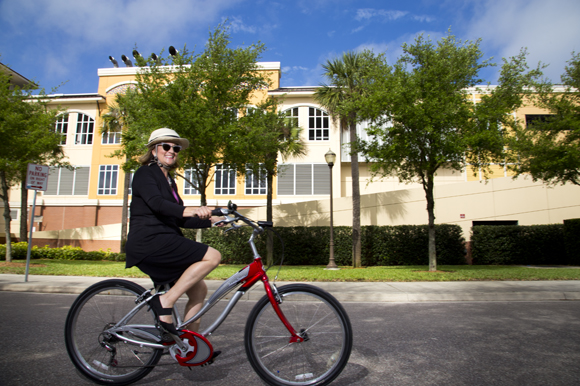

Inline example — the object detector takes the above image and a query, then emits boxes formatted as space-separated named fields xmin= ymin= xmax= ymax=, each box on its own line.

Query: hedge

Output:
xmin=1 ymin=223 xmax=467 ymax=266
xmin=470 ymin=224 xmax=574 ymax=265
xmin=184 ymin=224 xmax=467 ymax=266
xmin=0 ymin=243 xmax=125 ymax=261
xmin=564 ymin=219 xmax=580 ymax=265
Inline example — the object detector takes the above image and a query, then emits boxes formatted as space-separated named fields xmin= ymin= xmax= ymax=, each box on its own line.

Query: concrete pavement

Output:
xmin=1 ymin=273 xmax=580 ymax=302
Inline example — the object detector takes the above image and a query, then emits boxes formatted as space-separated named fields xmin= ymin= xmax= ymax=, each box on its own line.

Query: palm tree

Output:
xmin=315 ymin=51 xmax=374 ymax=268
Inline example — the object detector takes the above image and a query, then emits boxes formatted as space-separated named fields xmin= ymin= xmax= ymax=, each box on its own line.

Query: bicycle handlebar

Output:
xmin=211 ymin=201 xmax=272 ymax=232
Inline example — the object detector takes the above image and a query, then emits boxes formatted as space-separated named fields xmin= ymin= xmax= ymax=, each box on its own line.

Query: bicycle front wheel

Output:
xmin=245 ymin=284 xmax=353 ymax=386
xmin=64 ymin=279 xmax=163 ymax=386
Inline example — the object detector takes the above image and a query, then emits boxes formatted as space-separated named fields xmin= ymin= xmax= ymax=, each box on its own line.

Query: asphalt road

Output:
xmin=1 ymin=292 xmax=579 ymax=386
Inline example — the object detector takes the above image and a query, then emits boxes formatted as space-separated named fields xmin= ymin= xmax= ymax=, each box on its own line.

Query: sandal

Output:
xmin=148 ymin=294 xmax=179 ymax=335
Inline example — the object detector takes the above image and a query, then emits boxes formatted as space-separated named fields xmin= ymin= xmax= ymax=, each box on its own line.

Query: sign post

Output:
xmin=24 ymin=164 xmax=49 ymax=282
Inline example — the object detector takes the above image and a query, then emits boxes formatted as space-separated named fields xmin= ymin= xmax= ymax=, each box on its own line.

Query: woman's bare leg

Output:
xmin=182 ymin=280 xmax=207 ymax=331
xmin=157 ymin=247 xmax=221 ymax=327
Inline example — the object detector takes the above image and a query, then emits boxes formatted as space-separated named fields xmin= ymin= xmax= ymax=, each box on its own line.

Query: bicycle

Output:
xmin=64 ymin=201 xmax=353 ymax=386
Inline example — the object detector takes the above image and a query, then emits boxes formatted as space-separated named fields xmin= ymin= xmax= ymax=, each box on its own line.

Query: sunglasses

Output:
xmin=159 ymin=143 xmax=182 ymax=153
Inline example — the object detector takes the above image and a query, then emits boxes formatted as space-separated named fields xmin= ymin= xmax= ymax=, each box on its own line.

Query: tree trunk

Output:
xmin=266 ymin=171 xmax=274 ymax=266
xmin=120 ymin=167 xmax=130 ymax=253
xmin=424 ymin=174 xmax=437 ymax=272
xmin=20 ymin=178 xmax=28 ymax=243
xmin=349 ymin=121 xmax=362 ymax=268
xmin=1 ymin=171 xmax=13 ymax=262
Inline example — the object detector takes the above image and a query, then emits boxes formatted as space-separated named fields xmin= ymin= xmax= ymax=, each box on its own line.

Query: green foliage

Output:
xmin=507 ymin=52 xmax=580 ymax=186
xmin=116 ymin=21 xmax=269 ymax=206
xmin=0 ymin=243 xmax=125 ymax=261
xmin=563 ymin=219 xmax=580 ymax=265
xmin=355 ymin=31 xmax=543 ymax=271
xmin=191 ymin=224 xmax=466 ymax=267
xmin=471 ymin=225 xmax=568 ymax=265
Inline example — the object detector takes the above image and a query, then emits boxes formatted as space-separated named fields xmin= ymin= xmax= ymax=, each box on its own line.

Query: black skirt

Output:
xmin=135 ymin=235 xmax=210 ymax=285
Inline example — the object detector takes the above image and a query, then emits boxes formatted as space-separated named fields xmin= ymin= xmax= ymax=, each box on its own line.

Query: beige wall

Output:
xmin=242 ymin=176 xmax=580 ymax=240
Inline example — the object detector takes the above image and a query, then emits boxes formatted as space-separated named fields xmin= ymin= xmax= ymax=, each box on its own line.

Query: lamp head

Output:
xmin=325 ymin=149 xmax=336 ymax=166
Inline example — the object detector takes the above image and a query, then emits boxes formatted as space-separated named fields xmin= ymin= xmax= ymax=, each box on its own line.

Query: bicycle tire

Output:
xmin=245 ymin=284 xmax=353 ymax=386
xmin=64 ymin=279 xmax=163 ymax=386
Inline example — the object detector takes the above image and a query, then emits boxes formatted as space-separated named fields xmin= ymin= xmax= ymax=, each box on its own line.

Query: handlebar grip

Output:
xmin=211 ymin=208 xmax=225 ymax=216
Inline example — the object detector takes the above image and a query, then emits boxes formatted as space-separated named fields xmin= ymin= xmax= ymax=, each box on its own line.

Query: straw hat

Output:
xmin=147 ymin=128 xmax=189 ymax=149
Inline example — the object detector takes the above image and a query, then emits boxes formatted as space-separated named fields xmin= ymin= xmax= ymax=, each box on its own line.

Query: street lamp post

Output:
xmin=325 ymin=149 xmax=339 ymax=270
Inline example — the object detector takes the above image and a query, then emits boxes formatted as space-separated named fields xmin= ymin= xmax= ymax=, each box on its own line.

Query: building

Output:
xmin=1 ymin=62 xmax=579 ymax=252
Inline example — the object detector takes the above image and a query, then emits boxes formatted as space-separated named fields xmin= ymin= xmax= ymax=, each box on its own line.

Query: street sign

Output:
xmin=26 ymin=164 xmax=49 ymax=191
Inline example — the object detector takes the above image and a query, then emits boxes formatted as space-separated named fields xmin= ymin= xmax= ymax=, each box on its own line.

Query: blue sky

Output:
xmin=1 ymin=0 xmax=579 ymax=94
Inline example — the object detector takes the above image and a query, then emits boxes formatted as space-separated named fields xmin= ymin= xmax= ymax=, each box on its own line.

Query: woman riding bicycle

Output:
xmin=125 ymin=128 xmax=222 ymax=337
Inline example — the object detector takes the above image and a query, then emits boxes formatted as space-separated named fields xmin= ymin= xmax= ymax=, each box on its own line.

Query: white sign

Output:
xmin=26 ymin=164 xmax=49 ymax=191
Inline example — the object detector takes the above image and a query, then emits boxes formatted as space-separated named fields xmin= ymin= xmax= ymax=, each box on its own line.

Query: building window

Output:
xmin=277 ymin=164 xmax=329 ymax=195
xmin=55 ymin=114 xmax=69 ymax=145
xmin=284 ymin=107 xmax=299 ymax=127
xmin=75 ymin=113 xmax=94 ymax=145
xmin=525 ymin=114 xmax=556 ymax=129
xmin=245 ymin=166 xmax=267 ymax=195
xmin=308 ymin=107 xmax=329 ymax=141
xmin=102 ymin=130 xmax=121 ymax=144
xmin=45 ymin=166 xmax=90 ymax=195
xmin=98 ymin=165 xmax=118 ymax=195
xmin=215 ymin=164 xmax=236 ymax=195
xmin=183 ymin=168 xmax=201 ymax=195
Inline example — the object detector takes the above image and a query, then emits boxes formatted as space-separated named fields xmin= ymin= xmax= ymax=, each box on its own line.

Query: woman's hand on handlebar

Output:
xmin=183 ymin=206 xmax=212 ymax=219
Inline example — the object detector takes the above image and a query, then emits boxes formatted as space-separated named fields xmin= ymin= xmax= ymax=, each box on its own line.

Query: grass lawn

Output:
xmin=1 ymin=259 xmax=580 ymax=281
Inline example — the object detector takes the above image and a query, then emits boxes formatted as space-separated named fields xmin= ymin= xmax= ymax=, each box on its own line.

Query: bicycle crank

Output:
xmin=169 ymin=330 xmax=215 ymax=367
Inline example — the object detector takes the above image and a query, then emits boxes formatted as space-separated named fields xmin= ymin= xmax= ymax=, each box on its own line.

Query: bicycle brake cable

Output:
xmin=264 ymin=227 xmax=285 ymax=283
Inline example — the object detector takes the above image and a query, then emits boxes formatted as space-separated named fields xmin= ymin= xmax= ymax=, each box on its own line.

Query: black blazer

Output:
xmin=125 ymin=163 xmax=211 ymax=267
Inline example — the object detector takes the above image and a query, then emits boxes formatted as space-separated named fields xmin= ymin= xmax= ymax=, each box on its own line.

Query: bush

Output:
xmin=471 ymin=225 xmax=567 ymax=265
xmin=191 ymin=224 xmax=466 ymax=266
xmin=0 ymin=242 xmax=125 ymax=261
xmin=563 ymin=219 xmax=580 ymax=265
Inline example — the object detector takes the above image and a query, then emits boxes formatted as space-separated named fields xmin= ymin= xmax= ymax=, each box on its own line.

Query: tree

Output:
xmin=507 ymin=52 xmax=580 ymax=186
xmin=101 ymin=99 xmax=134 ymax=252
xmin=0 ymin=64 xmax=64 ymax=261
xmin=117 ymin=22 xmax=269 ymax=207
xmin=359 ymin=33 xmax=542 ymax=271
xmin=315 ymin=51 xmax=379 ymax=268
xmin=238 ymin=97 xmax=306 ymax=265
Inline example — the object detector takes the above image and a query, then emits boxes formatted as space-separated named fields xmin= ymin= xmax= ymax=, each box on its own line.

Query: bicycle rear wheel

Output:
xmin=245 ymin=284 xmax=353 ymax=386
xmin=64 ymin=279 xmax=163 ymax=386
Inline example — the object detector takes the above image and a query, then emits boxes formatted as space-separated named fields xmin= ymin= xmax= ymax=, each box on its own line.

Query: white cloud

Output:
xmin=355 ymin=8 xmax=408 ymax=21
xmin=1 ymin=0 xmax=244 ymax=48
xmin=354 ymin=30 xmax=445 ymax=65
xmin=227 ymin=16 xmax=257 ymax=34
xmin=464 ymin=0 xmax=580 ymax=82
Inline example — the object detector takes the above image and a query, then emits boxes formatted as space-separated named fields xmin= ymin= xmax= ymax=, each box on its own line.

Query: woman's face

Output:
xmin=153 ymin=142 xmax=180 ymax=168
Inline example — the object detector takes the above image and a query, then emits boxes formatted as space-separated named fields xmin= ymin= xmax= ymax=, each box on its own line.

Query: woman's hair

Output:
xmin=138 ymin=148 xmax=154 ymax=166
xmin=138 ymin=145 xmax=180 ymax=169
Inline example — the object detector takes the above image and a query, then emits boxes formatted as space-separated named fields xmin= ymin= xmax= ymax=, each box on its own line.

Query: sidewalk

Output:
xmin=2 ymin=274 xmax=580 ymax=302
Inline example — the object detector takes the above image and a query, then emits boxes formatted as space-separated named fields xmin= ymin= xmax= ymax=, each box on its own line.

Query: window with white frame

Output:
xmin=75 ymin=113 xmax=94 ymax=145
xmin=183 ymin=168 xmax=201 ymax=195
xmin=98 ymin=165 xmax=118 ymax=195
xmin=277 ymin=164 xmax=330 ymax=195
xmin=308 ymin=107 xmax=329 ymax=141
xmin=284 ymin=107 xmax=299 ymax=127
xmin=245 ymin=166 xmax=267 ymax=195
xmin=45 ymin=166 xmax=90 ymax=195
xmin=214 ymin=164 xmax=236 ymax=195
xmin=55 ymin=114 xmax=69 ymax=145
xmin=102 ymin=130 xmax=121 ymax=144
